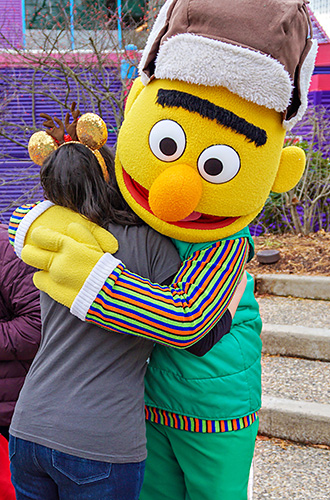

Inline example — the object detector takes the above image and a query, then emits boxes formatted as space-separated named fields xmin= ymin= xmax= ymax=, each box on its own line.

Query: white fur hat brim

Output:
xmin=141 ymin=33 xmax=317 ymax=131
xmin=149 ymin=33 xmax=292 ymax=113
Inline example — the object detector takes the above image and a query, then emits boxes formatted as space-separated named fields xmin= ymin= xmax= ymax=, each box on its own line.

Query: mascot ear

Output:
xmin=124 ymin=77 xmax=145 ymax=118
xmin=272 ymin=146 xmax=306 ymax=193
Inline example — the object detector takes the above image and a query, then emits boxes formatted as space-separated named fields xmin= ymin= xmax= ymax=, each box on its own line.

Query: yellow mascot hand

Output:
xmin=22 ymin=223 xmax=108 ymax=309
xmin=24 ymin=205 xmax=118 ymax=255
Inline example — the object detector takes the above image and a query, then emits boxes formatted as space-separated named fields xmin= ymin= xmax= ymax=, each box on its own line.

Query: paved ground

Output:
xmin=253 ymin=437 xmax=330 ymax=499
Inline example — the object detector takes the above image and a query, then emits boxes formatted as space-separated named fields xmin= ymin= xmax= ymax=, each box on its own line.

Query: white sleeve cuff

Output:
xmin=15 ymin=200 xmax=54 ymax=259
xmin=70 ymin=252 xmax=122 ymax=321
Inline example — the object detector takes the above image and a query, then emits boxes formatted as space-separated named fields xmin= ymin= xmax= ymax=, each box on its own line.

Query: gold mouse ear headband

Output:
xmin=28 ymin=102 xmax=109 ymax=182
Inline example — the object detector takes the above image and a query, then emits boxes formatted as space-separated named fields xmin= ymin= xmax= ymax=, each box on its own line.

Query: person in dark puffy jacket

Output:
xmin=0 ymin=223 xmax=41 ymax=441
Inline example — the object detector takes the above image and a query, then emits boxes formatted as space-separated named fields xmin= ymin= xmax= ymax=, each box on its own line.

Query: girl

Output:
xmin=9 ymin=126 xmax=246 ymax=500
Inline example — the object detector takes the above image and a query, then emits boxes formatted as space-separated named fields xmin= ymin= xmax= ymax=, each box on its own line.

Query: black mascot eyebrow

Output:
xmin=156 ymin=88 xmax=268 ymax=147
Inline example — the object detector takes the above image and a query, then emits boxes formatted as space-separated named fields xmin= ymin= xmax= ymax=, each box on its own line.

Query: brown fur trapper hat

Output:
xmin=139 ymin=0 xmax=317 ymax=130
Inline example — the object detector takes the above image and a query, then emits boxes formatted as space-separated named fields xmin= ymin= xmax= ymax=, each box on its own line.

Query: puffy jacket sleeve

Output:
xmin=0 ymin=226 xmax=41 ymax=361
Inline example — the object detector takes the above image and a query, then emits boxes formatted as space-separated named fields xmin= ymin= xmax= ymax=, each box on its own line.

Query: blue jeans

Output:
xmin=9 ymin=435 xmax=145 ymax=500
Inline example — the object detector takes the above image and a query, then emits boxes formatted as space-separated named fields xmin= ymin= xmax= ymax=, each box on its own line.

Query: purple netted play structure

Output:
xmin=0 ymin=63 xmax=122 ymax=222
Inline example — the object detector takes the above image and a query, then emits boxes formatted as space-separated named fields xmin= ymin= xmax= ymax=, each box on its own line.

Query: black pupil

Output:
xmin=160 ymin=137 xmax=177 ymax=156
xmin=204 ymin=158 xmax=223 ymax=176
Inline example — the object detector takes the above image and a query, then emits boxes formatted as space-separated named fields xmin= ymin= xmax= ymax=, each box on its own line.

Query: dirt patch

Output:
xmin=246 ymin=230 xmax=330 ymax=277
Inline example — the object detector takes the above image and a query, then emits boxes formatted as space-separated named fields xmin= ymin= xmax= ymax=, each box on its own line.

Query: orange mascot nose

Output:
xmin=149 ymin=164 xmax=203 ymax=222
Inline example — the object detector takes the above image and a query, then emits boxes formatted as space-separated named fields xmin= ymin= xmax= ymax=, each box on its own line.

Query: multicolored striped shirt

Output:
xmin=8 ymin=203 xmax=40 ymax=249
xmin=145 ymin=406 xmax=258 ymax=433
xmin=9 ymin=202 xmax=249 ymax=348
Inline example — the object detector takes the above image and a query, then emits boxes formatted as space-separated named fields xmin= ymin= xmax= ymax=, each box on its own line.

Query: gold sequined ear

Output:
xmin=28 ymin=131 xmax=58 ymax=166
xmin=93 ymin=150 xmax=109 ymax=183
xmin=76 ymin=113 xmax=108 ymax=150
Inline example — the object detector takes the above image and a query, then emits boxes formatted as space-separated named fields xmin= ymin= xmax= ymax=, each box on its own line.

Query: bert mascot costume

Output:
xmin=9 ymin=0 xmax=316 ymax=498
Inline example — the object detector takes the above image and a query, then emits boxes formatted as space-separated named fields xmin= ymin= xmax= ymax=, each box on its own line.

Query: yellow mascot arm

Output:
xmin=22 ymin=223 xmax=121 ymax=310
xmin=8 ymin=202 xmax=118 ymax=309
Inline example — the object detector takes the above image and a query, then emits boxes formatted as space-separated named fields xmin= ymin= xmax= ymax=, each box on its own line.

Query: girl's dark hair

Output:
xmin=40 ymin=143 xmax=143 ymax=228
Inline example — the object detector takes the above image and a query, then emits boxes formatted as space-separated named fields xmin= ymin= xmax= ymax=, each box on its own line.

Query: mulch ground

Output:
xmin=245 ymin=230 xmax=330 ymax=277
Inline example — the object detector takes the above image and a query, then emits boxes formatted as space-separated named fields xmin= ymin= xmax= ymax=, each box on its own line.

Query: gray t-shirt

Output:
xmin=10 ymin=223 xmax=180 ymax=463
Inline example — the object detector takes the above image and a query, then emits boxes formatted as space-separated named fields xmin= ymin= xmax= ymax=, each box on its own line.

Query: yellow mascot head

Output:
xmin=116 ymin=0 xmax=317 ymax=242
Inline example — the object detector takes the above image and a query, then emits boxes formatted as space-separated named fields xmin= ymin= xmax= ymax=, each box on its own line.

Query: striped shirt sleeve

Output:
xmin=8 ymin=204 xmax=39 ymax=249
xmin=83 ymin=237 xmax=249 ymax=348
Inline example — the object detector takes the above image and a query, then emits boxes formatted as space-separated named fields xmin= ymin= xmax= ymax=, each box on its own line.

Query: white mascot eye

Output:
xmin=149 ymin=120 xmax=186 ymax=162
xmin=197 ymin=145 xmax=240 ymax=184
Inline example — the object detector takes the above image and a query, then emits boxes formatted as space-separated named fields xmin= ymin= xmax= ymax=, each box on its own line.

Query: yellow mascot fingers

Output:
xmin=30 ymin=226 xmax=64 ymax=253
xmin=33 ymin=270 xmax=73 ymax=310
xmin=25 ymin=205 xmax=118 ymax=255
xmin=88 ymin=224 xmax=118 ymax=254
xmin=25 ymin=226 xmax=105 ymax=308
xmin=66 ymin=222 xmax=115 ymax=253
xmin=22 ymin=243 xmax=54 ymax=272
xmin=21 ymin=226 xmax=68 ymax=272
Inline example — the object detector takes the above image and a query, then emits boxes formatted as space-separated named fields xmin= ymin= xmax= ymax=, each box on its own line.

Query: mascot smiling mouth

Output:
xmin=122 ymin=169 xmax=239 ymax=230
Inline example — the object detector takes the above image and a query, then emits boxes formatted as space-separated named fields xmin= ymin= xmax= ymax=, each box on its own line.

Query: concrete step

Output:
xmin=253 ymin=436 xmax=330 ymax=499
xmin=255 ymin=273 xmax=330 ymax=301
xmin=261 ymin=324 xmax=330 ymax=361
xmin=257 ymin=295 xmax=330 ymax=330
xmin=258 ymin=295 xmax=330 ymax=359
xmin=259 ymin=355 xmax=330 ymax=446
